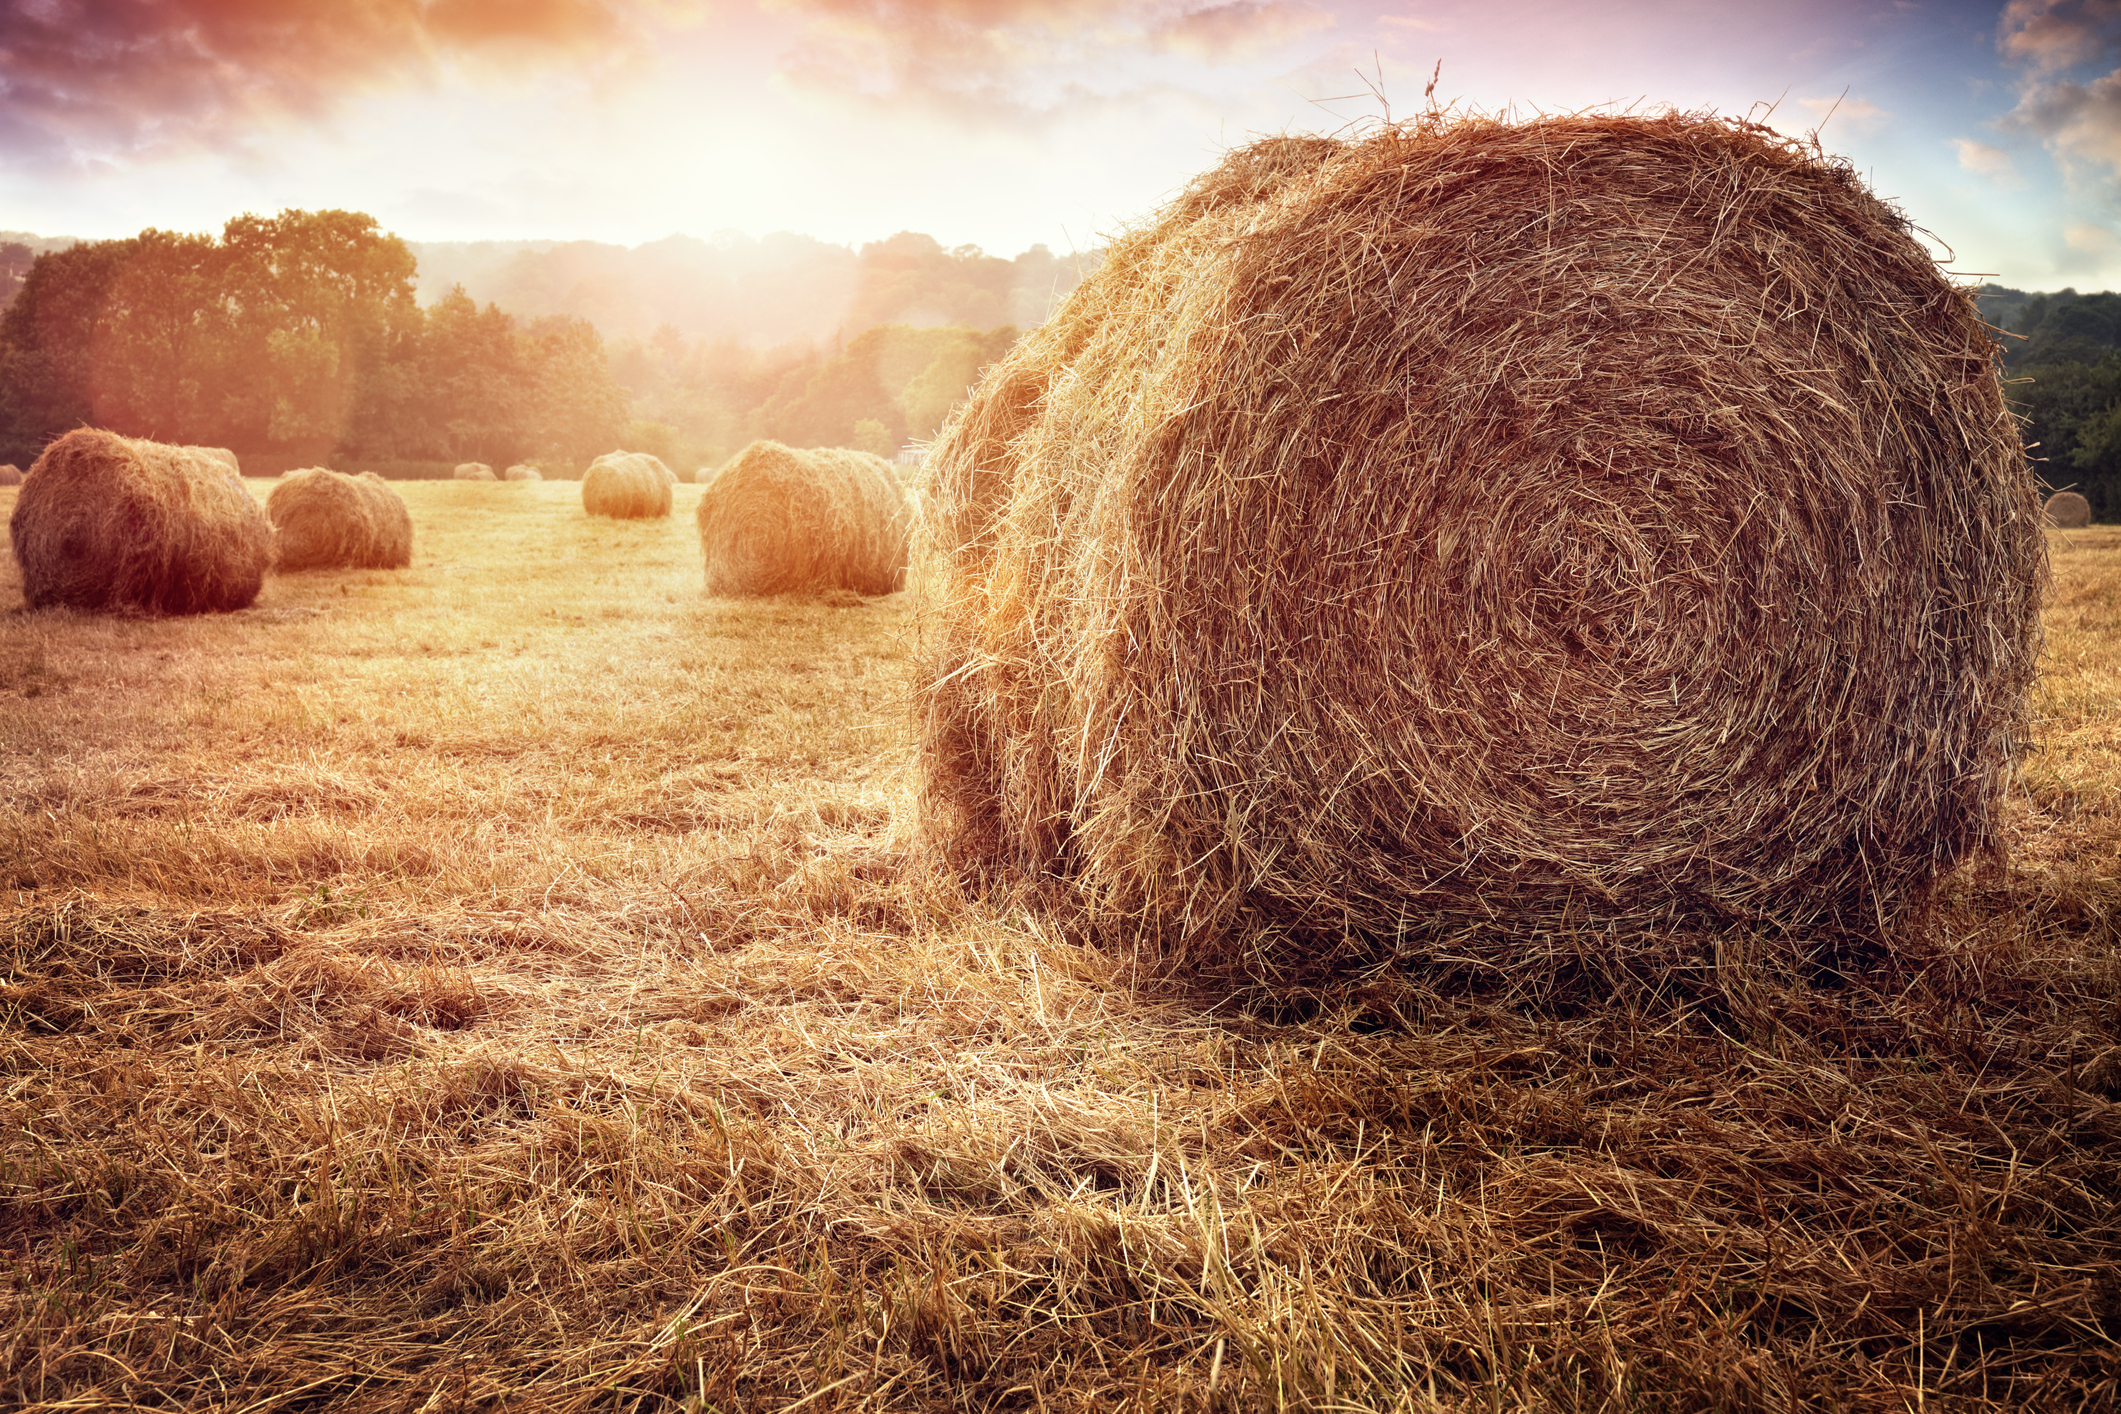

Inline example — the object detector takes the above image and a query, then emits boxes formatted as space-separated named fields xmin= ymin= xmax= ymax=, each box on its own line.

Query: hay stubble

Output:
xmin=0 ymin=478 xmax=2114 ymax=1410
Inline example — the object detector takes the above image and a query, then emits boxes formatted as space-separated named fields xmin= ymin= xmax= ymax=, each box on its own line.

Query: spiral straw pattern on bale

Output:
xmin=10 ymin=428 xmax=274 ymax=615
xmin=2045 ymin=490 xmax=2092 ymax=528
xmin=697 ymin=440 xmax=912 ymax=597
xmin=916 ymin=113 xmax=2047 ymax=963
xmin=581 ymin=452 xmax=674 ymax=519
xmin=266 ymin=468 xmax=413 ymax=571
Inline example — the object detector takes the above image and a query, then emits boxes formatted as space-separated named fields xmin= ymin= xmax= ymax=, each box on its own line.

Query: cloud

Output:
xmin=2000 ymin=0 xmax=2121 ymax=77
xmin=1155 ymin=3 xmax=1336 ymax=63
xmin=769 ymin=0 xmax=1335 ymax=115
xmin=0 ymin=0 xmax=670 ymax=167
xmin=1794 ymin=94 xmax=1888 ymax=133
xmin=1952 ymin=137 xmax=2023 ymax=185
xmin=2062 ymin=217 xmax=2121 ymax=269
xmin=2005 ymin=66 xmax=2121 ymax=182
xmin=1996 ymin=0 xmax=2121 ymax=201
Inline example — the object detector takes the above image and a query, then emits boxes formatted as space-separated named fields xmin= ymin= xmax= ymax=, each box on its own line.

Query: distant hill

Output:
xmin=1 ymin=231 xmax=83 ymax=310
xmin=1979 ymin=282 xmax=2121 ymax=366
xmin=4 ymin=226 xmax=1095 ymax=350
xmin=403 ymin=239 xmax=563 ymax=306
xmin=406 ymin=230 xmax=1097 ymax=348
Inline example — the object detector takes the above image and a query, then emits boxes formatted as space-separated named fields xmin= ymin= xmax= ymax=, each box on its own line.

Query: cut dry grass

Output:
xmin=0 ymin=482 xmax=2115 ymax=1411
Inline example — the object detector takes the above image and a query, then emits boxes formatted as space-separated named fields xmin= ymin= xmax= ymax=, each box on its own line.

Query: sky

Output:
xmin=6 ymin=1 xmax=2121 ymax=290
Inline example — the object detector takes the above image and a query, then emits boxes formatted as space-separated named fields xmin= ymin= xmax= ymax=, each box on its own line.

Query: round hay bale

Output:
xmin=581 ymin=451 xmax=674 ymax=519
xmin=697 ymin=440 xmax=912 ymax=596
xmin=915 ymin=113 xmax=2047 ymax=963
xmin=2045 ymin=490 xmax=2092 ymax=528
xmin=0 ymin=464 xmax=24 ymax=486
xmin=503 ymin=463 xmax=543 ymax=482
xmin=266 ymin=468 xmax=413 ymax=571
xmin=690 ymin=466 xmax=714 ymax=485
xmin=187 ymin=446 xmax=240 ymax=475
xmin=9 ymin=428 xmax=273 ymax=614
xmin=453 ymin=462 xmax=496 ymax=481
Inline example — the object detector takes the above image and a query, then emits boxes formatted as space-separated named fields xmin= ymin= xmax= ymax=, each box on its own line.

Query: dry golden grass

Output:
xmin=0 ymin=484 xmax=2116 ymax=1411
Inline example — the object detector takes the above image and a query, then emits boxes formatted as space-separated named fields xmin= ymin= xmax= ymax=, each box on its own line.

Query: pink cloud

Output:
xmin=0 ymin=0 xmax=671 ymax=166
xmin=1952 ymin=137 xmax=2023 ymax=185
xmin=2000 ymin=0 xmax=2121 ymax=77
xmin=1155 ymin=3 xmax=1335 ymax=63
xmin=1794 ymin=94 xmax=1888 ymax=133
xmin=769 ymin=0 xmax=1336 ymax=114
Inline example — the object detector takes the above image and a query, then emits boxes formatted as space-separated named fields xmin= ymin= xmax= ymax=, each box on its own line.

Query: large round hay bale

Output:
xmin=503 ymin=463 xmax=542 ymax=482
xmin=916 ymin=113 xmax=2047 ymax=962
xmin=453 ymin=462 xmax=496 ymax=481
xmin=2045 ymin=490 xmax=2092 ymax=528
xmin=581 ymin=451 xmax=674 ymax=519
xmin=697 ymin=440 xmax=912 ymax=596
xmin=266 ymin=468 xmax=413 ymax=571
xmin=10 ymin=428 xmax=273 ymax=614
xmin=0 ymin=464 xmax=24 ymax=486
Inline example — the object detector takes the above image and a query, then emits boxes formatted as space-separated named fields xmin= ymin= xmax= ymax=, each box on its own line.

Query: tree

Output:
xmin=0 ymin=238 xmax=139 ymax=462
xmin=523 ymin=315 xmax=629 ymax=465
xmin=89 ymin=229 xmax=226 ymax=442
xmin=416 ymin=287 xmax=532 ymax=464
xmin=215 ymin=209 xmax=417 ymax=457
xmin=2006 ymin=353 xmax=2121 ymax=517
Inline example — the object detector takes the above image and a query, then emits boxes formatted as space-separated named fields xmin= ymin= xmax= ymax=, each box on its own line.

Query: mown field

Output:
xmin=1 ymin=480 xmax=2117 ymax=1412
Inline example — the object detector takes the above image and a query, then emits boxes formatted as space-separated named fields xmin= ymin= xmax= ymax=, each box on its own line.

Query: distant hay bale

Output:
xmin=9 ymin=428 xmax=273 ymax=614
xmin=690 ymin=467 xmax=713 ymax=485
xmin=2045 ymin=490 xmax=2092 ymax=528
xmin=503 ymin=464 xmax=542 ymax=482
xmin=453 ymin=462 xmax=496 ymax=481
xmin=266 ymin=468 xmax=413 ymax=571
xmin=0 ymin=464 xmax=21 ymax=486
xmin=581 ymin=451 xmax=674 ymax=519
xmin=696 ymin=440 xmax=912 ymax=596
xmin=916 ymin=113 xmax=2047 ymax=965
xmin=187 ymin=446 xmax=240 ymax=475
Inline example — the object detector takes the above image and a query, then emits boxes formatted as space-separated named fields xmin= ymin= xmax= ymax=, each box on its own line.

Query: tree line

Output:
xmin=0 ymin=211 xmax=1035 ymax=478
xmin=0 ymin=211 xmax=629 ymax=472
xmin=1981 ymin=283 xmax=2121 ymax=519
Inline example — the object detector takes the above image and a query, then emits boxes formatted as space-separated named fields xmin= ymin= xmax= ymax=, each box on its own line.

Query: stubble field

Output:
xmin=1 ymin=479 xmax=2117 ymax=1412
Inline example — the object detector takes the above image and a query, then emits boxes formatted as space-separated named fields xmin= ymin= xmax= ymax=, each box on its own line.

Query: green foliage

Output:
xmin=1982 ymin=283 xmax=2121 ymax=367
xmin=623 ymin=419 xmax=678 ymax=465
xmin=2006 ymin=353 xmax=2121 ymax=518
xmin=0 ymin=237 xmax=140 ymax=463
xmin=0 ymin=215 xmax=1031 ymax=473
xmin=0 ymin=212 xmax=628 ymax=471
xmin=851 ymin=419 xmax=895 ymax=458
xmin=1979 ymin=284 xmax=2121 ymax=522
